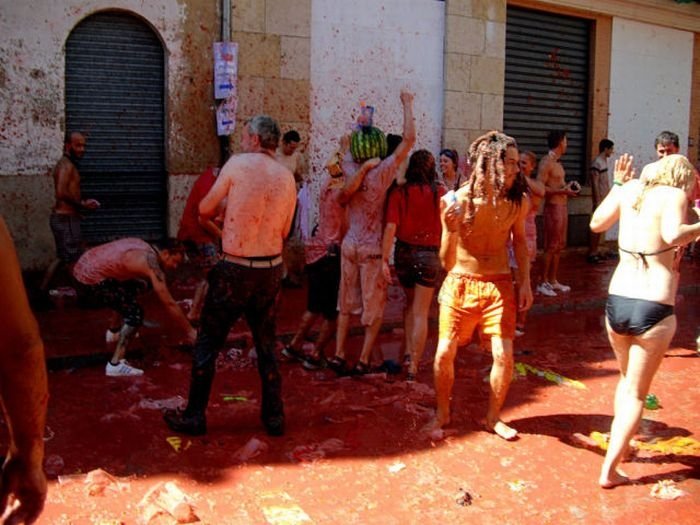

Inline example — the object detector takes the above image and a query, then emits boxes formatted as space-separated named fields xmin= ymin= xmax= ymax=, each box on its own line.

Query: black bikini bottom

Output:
xmin=605 ymin=294 xmax=674 ymax=336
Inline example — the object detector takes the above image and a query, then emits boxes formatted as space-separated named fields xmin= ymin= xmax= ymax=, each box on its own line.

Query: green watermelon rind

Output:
xmin=350 ymin=127 xmax=387 ymax=163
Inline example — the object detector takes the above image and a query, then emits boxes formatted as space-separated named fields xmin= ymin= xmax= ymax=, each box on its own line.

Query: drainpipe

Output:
xmin=222 ymin=0 xmax=231 ymax=42
xmin=219 ymin=0 xmax=232 ymax=162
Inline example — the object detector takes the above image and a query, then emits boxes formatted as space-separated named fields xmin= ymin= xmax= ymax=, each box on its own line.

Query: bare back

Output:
xmin=538 ymin=155 xmax=568 ymax=206
xmin=216 ymin=153 xmax=296 ymax=257
xmin=610 ymin=181 xmax=683 ymax=304
xmin=53 ymin=156 xmax=81 ymax=215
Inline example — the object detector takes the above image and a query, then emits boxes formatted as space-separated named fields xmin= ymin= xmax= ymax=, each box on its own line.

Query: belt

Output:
xmin=221 ymin=253 xmax=283 ymax=268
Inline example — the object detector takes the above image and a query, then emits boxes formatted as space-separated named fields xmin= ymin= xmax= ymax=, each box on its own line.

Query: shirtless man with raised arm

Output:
xmin=536 ymin=130 xmax=578 ymax=297
xmin=0 ymin=216 xmax=48 ymax=524
xmin=41 ymin=131 xmax=99 ymax=292
xmin=432 ymin=131 xmax=533 ymax=440
xmin=164 ymin=115 xmax=296 ymax=437
xmin=73 ymin=238 xmax=196 ymax=376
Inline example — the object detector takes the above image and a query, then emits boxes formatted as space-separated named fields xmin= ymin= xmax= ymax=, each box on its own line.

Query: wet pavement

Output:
xmin=15 ymin=251 xmax=700 ymax=523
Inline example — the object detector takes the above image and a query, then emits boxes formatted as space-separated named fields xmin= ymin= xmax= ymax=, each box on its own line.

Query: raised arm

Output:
xmin=590 ymin=154 xmax=635 ymax=233
xmin=392 ymin=90 xmax=416 ymax=167
xmin=0 ymin=216 xmax=48 ymax=525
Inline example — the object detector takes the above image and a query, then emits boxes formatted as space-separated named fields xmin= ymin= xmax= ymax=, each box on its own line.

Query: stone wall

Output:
xmin=442 ymin=0 xmax=506 ymax=152
xmin=230 ymin=0 xmax=311 ymax=151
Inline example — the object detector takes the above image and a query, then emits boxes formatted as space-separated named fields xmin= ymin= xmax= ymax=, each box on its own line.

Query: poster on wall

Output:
xmin=216 ymin=94 xmax=238 ymax=136
xmin=214 ymin=42 xmax=238 ymax=100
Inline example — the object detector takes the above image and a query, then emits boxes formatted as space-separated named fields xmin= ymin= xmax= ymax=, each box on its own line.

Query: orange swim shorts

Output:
xmin=438 ymin=272 xmax=516 ymax=344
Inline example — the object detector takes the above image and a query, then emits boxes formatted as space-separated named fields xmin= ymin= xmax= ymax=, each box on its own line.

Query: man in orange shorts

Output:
xmin=432 ymin=131 xmax=533 ymax=440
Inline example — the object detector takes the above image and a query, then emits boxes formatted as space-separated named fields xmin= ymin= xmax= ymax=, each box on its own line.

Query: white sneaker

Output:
xmin=536 ymin=282 xmax=557 ymax=297
xmin=514 ymin=328 xmax=525 ymax=338
xmin=551 ymin=281 xmax=571 ymax=293
xmin=105 ymin=359 xmax=144 ymax=377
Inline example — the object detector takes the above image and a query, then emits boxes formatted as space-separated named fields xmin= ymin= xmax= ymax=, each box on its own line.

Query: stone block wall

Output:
xmin=230 ymin=0 xmax=312 ymax=151
xmin=442 ymin=0 xmax=506 ymax=153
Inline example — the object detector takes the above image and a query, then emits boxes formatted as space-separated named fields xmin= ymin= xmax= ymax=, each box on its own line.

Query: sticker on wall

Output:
xmin=217 ymin=95 xmax=238 ymax=136
xmin=214 ymin=41 xmax=238 ymax=100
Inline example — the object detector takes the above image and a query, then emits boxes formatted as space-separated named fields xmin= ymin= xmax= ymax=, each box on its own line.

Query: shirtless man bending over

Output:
xmin=433 ymin=131 xmax=533 ymax=440
xmin=536 ymin=130 xmax=578 ymax=297
xmin=73 ymin=238 xmax=196 ymax=376
xmin=164 ymin=115 xmax=296 ymax=437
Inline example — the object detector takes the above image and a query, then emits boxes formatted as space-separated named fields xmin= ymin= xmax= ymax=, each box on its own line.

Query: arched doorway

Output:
xmin=65 ymin=11 xmax=166 ymax=242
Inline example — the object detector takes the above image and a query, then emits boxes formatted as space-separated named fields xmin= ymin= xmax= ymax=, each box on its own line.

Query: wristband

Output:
xmin=613 ymin=181 xmax=623 ymax=186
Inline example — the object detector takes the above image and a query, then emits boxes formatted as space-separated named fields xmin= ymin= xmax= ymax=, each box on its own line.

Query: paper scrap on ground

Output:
xmin=235 ymin=437 xmax=268 ymax=462
xmin=166 ymin=436 xmax=191 ymax=453
xmin=288 ymin=438 xmax=346 ymax=463
xmin=650 ymin=479 xmax=687 ymax=500
xmin=388 ymin=462 xmax=406 ymax=473
xmin=507 ymin=479 xmax=531 ymax=492
xmin=258 ymin=491 xmax=311 ymax=524
xmin=514 ymin=362 xmax=586 ymax=389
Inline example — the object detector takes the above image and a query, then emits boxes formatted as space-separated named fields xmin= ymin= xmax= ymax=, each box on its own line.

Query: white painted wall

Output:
xmin=309 ymin=0 xmax=445 ymax=196
xmin=608 ymin=18 xmax=693 ymax=167
xmin=0 ymin=1 xmax=189 ymax=268
xmin=606 ymin=18 xmax=693 ymax=241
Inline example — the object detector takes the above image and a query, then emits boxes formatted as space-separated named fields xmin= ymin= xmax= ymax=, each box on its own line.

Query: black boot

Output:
xmin=260 ymin=372 xmax=285 ymax=436
xmin=163 ymin=409 xmax=206 ymax=436
xmin=163 ymin=366 xmax=213 ymax=436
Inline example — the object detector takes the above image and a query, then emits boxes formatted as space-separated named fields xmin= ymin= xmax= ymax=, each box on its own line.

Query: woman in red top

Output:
xmin=382 ymin=150 xmax=445 ymax=381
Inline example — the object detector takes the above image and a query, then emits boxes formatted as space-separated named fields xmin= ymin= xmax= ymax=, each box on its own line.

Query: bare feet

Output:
xmin=599 ymin=468 xmax=629 ymax=489
xmin=422 ymin=411 xmax=451 ymax=437
xmin=486 ymin=419 xmax=518 ymax=441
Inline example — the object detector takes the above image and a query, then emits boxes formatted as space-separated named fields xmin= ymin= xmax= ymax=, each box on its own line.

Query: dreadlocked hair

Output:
xmin=633 ymin=154 xmax=696 ymax=212
xmin=402 ymin=149 xmax=439 ymax=209
xmin=462 ymin=131 xmax=522 ymax=226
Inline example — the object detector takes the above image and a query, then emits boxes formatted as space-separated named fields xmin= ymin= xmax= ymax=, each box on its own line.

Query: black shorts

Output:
xmin=78 ymin=278 xmax=151 ymax=327
xmin=394 ymin=239 xmax=439 ymax=289
xmin=605 ymin=294 xmax=674 ymax=336
xmin=305 ymin=253 xmax=341 ymax=320
xmin=49 ymin=213 xmax=82 ymax=263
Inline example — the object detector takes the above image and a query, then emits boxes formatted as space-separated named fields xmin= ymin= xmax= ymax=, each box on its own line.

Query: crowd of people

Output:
xmin=2 ymin=90 xmax=700 ymax=521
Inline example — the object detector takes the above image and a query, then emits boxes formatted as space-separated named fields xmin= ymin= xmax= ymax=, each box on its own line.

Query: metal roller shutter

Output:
xmin=504 ymin=6 xmax=590 ymax=184
xmin=65 ymin=11 xmax=166 ymax=243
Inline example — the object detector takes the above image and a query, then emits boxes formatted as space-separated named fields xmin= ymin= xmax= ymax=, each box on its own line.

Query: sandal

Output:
xmin=327 ymin=356 xmax=347 ymax=375
xmin=351 ymin=361 xmax=371 ymax=376
xmin=281 ymin=345 xmax=305 ymax=362
xmin=302 ymin=354 xmax=326 ymax=371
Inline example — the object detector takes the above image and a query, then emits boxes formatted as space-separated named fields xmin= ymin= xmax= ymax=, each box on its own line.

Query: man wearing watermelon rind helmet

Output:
xmin=327 ymin=90 xmax=416 ymax=376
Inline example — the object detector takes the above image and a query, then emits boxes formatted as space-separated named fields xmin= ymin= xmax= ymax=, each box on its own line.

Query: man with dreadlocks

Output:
xmin=432 ymin=131 xmax=533 ymax=440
